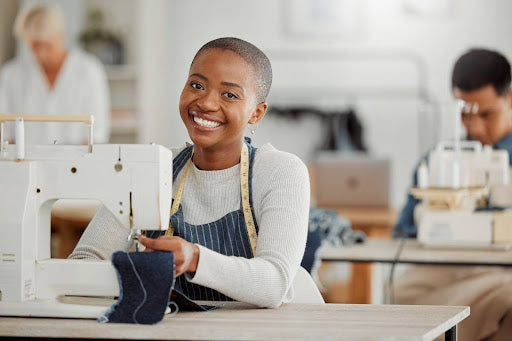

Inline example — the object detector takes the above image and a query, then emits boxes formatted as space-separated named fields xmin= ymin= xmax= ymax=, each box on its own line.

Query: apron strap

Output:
xmin=166 ymin=141 xmax=258 ymax=256
xmin=166 ymin=150 xmax=194 ymax=237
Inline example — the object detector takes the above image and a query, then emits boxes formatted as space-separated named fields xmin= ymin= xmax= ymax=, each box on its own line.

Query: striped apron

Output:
xmin=149 ymin=138 xmax=258 ymax=301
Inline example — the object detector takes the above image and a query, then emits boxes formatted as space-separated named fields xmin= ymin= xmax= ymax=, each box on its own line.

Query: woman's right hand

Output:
xmin=138 ymin=236 xmax=200 ymax=277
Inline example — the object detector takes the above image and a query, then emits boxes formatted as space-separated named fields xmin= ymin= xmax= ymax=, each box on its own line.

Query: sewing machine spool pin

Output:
xmin=15 ymin=117 xmax=24 ymax=160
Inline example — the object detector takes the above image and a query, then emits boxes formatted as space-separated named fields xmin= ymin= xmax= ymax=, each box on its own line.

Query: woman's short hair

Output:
xmin=13 ymin=4 xmax=65 ymax=42
xmin=192 ymin=37 xmax=273 ymax=104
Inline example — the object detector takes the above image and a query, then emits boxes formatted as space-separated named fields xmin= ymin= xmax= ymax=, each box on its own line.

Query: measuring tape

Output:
xmin=240 ymin=143 xmax=258 ymax=256
xmin=166 ymin=143 xmax=258 ymax=256
xmin=166 ymin=154 xmax=193 ymax=237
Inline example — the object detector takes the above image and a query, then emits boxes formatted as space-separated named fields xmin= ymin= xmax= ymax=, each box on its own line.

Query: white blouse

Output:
xmin=0 ymin=49 xmax=110 ymax=144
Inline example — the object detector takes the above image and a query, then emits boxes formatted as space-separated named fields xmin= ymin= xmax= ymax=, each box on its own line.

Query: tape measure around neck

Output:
xmin=166 ymin=143 xmax=258 ymax=257
xmin=240 ymin=143 xmax=258 ymax=256
xmin=166 ymin=151 xmax=193 ymax=237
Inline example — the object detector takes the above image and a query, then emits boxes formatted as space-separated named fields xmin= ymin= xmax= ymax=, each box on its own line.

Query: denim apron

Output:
xmin=151 ymin=138 xmax=258 ymax=301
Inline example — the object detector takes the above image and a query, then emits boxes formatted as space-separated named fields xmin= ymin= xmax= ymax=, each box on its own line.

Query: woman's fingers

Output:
xmin=136 ymin=236 xmax=198 ymax=275
xmin=138 ymin=236 xmax=174 ymax=251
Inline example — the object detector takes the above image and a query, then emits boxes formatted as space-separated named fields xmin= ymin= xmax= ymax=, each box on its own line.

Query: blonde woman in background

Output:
xmin=0 ymin=4 xmax=110 ymax=144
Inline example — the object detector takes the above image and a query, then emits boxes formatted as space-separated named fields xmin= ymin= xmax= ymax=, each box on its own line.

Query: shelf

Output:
xmin=111 ymin=121 xmax=137 ymax=135
xmin=110 ymin=108 xmax=137 ymax=135
xmin=105 ymin=64 xmax=137 ymax=81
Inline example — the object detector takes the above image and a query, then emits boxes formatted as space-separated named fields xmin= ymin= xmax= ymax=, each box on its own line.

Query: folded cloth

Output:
xmin=99 ymin=250 xmax=175 ymax=324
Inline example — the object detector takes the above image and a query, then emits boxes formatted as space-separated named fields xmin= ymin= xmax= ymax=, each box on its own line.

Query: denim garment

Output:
xmin=149 ymin=138 xmax=258 ymax=301
xmin=99 ymin=251 xmax=175 ymax=324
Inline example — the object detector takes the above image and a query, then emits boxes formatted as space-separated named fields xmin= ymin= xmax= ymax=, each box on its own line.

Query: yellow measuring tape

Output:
xmin=166 ymin=143 xmax=258 ymax=256
xmin=240 ymin=143 xmax=258 ymax=256
xmin=165 ymin=154 xmax=193 ymax=237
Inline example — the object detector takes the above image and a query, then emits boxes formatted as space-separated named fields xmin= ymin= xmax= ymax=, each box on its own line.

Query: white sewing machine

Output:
xmin=412 ymin=101 xmax=512 ymax=250
xmin=0 ymin=114 xmax=173 ymax=318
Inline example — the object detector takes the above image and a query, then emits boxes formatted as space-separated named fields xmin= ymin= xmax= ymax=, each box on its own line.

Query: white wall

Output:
xmin=145 ymin=0 xmax=512 ymax=209
xmin=3 ymin=0 xmax=511 ymax=210
xmin=0 ymin=0 xmax=18 ymax=65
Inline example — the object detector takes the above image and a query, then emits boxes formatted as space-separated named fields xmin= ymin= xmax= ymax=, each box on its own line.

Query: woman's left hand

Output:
xmin=138 ymin=236 xmax=200 ymax=277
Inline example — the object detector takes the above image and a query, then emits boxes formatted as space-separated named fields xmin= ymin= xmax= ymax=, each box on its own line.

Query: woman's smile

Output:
xmin=189 ymin=111 xmax=223 ymax=130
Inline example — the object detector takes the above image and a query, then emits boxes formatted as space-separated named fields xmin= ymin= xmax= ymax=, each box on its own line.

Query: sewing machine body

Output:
xmin=414 ymin=141 xmax=512 ymax=249
xmin=0 ymin=144 xmax=173 ymax=318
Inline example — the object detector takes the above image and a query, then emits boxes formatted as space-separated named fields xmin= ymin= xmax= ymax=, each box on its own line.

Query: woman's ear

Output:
xmin=249 ymin=102 xmax=268 ymax=124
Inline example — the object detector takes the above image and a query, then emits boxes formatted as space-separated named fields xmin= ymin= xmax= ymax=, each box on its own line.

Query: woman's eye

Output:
xmin=191 ymin=82 xmax=203 ymax=90
xmin=223 ymin=92 xmax=238 ymax=99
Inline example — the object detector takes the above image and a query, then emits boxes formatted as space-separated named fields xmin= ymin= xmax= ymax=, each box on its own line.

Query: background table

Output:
xmin=321 ymin=239 xmax=512 ymax=267
xmin=321 ymin=239 xmax=512 ymax=305
xmin=316 ymin=207 xmax=397 ymax=304
xmin=0 ymin=303 xmax=469 ymax=341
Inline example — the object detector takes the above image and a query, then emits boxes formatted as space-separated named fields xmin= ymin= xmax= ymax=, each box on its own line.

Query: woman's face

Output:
xmin=27 ymin=35 xmax=65 ymax=68
xmin=179 ymin=48 xmax=267 ymax=151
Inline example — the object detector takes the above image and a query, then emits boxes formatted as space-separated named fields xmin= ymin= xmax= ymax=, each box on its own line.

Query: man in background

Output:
xmin=394 ymin=48 xmax=512 ymax=341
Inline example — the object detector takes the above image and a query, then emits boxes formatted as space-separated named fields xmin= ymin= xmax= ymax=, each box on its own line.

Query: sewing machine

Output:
xmin=412 ymin=101 xmax=512 ymax=249
xmin=0 ymin=114 xmax=173 ymax=318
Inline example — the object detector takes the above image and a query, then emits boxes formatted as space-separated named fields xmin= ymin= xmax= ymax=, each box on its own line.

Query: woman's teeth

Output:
xmin=193 ymin=116 xmax=221 ymax=128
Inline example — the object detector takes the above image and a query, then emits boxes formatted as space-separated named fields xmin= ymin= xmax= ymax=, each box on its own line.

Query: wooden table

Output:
xmin=319 ymin=206 xmax=397 ymax=304
xmin=0 ymin=303 xmax=469 ymax=341
xmin=321 ymin=239 xmax=512 ymax=308
xmin=321 ymin=239 xmax=512 ymax=267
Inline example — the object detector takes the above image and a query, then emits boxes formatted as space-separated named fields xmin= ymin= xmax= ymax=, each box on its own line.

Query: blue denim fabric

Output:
xmin=99 ymin=251 xmax=175 ymax=324
xmin=393 ymin=133 xmax=512 ymax=238
xmin=301 ymin=229 xmax=322 ymax=273
xmin=303 ymin=208 xmax=365 ymax=273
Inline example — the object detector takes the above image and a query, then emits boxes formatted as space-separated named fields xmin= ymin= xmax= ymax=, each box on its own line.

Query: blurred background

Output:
xmin=2 ymin=0 xmax=511 ymax=209
xmin=2 ymin=0 xmax=512 ymax=303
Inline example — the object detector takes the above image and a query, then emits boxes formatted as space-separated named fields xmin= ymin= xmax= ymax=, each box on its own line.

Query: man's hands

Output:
xmin=138 ymin=236 xmax=200 ymax=277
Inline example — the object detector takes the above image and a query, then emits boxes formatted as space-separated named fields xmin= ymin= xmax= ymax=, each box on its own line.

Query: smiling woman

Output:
xmin=179 ymin=47 xmax=268 ymax=170
xmin=70 ymin=37 xmax=322 ymax=308
xmin=178 ymin=38 xmax=271 ymax=171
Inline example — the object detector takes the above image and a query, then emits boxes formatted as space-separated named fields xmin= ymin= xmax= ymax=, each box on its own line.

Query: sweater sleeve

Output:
xmin=185 ymin=151 xmax=310 ymax=308
xmin=68 ymin=205 xmax=133 ymax=260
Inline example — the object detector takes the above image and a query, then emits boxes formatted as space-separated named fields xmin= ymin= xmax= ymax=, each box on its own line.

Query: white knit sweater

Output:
xmin=69 ymin=143 xmax=310 ymax=308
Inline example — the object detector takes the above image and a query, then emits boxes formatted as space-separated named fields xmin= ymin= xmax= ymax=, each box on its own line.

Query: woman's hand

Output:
xmin=138 ymin=236 xmax=200 ymax=277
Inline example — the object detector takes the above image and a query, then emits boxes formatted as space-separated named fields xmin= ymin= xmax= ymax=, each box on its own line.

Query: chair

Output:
xmin=291 ymin=266 xmax=325 ymax=303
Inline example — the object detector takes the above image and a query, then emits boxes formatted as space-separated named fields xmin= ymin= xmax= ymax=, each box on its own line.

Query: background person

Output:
xmin=0 ymin=4 xmax=110 ymax=145
xmin=394 ymin=48 xmax=512 ymax=341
